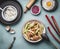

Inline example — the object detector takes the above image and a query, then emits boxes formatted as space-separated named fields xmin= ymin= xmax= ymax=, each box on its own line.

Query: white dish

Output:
xmin=31 ymin=5 xmax=41 ymax=15
xmin=22 ymin=20 xmax=46 ymax=43
xmin=2 ymin=5 xmax=18 ymax=21
xmin=41 ymin=0 xmax=57 ymax=11
xmin=42 ymin=0 xmax=55 ymax=10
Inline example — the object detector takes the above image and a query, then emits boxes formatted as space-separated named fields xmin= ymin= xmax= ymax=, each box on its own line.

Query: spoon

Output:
xmin=41 ymin=33 xmax=59 ymax=49
xmin=8 ymin=37 xmax=16 ymax=49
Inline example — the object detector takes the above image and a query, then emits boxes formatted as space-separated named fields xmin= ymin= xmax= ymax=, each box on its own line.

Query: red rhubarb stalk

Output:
xmin=47 ymin=27 xmax=60 ymax=43
xmin=45 ymin=15 xmax=60 ymax=36
xmin=51 ymin=16 xmax=60 ymax=36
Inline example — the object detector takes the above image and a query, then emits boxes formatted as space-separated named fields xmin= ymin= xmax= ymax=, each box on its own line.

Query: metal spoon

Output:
xmin=41 ymin=33 xmax=59 ymax=49
xmin=8 ymin=37 xmax=16 ymax=49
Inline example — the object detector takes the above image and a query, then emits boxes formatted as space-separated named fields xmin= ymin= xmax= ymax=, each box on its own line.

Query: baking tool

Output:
xmin=0 ymin=1 xmax=23 ymax=25
xmin=24 ymin=0 xmax=36 ymax=13
xmin=8 ymin=37 xmax=16 ymax=49
xmin=47 ymin=27 xmax=60 ymax=43
xmin=51 ymin=16 xmax=60 ymax=34
xmin=41 ymin=0 xmax=58 ymax=12
xmin=45 ymin=15 xmax=60 ymax=36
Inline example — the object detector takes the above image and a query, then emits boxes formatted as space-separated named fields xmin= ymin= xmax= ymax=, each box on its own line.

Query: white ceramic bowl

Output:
xmin=31 ymin=5 xmax=41 ymax=15
xmin=22 ymin=20 xmax=46 ymax=43
xmin=2 ymin=5 xmax=17 ymax=21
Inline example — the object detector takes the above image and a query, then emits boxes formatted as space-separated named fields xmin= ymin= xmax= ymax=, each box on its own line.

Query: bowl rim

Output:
xmin=31 ymin=5 xmax=41 ymax=15
xmin=41 ymin=0 xmax=58 ymax=12
xmin=2 ymin=5 xmax=18 ymax=21
xmin=22 ymin=20 xmax=46 ymax=43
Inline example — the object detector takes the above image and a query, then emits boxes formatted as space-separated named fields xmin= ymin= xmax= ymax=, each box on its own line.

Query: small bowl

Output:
xmin=41 ymin=0 xmax=58 ymax=12
xmin=22 ymin=20 xmax=46 ymax=43
xmin=2 ymin=5 xmax=18 ymax=21
xmin=31 ymin=5 xmax=41 ymax=15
